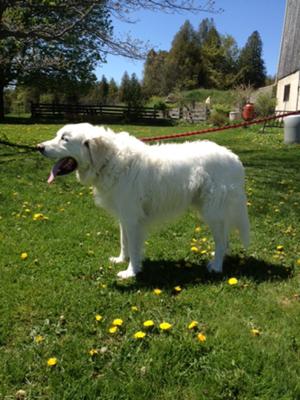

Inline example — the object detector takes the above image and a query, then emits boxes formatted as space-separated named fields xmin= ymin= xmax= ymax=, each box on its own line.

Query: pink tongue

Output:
xmin=47 ymin=159 xmax=65 ymax=184
xmin=47 ymin=172 xmax=55 ymax=184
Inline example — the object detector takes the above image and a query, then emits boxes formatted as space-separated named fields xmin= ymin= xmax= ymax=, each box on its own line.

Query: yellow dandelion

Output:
xmin=296 ymin=259 xmax=300 ymax=266
xmin=191 ymin=246 xmax=199 ymax=253
xmin=112 ymin=318 xmax=123 ymax=326
xmin=159 ymin=322 xmax=172 ymax=331
xmin=34 ymin=335 xmax=44 ymax=344
xmin=188 ymin=321 xmax=198 ymax=330
xmin=133 ymin=331 xmax=146 ymax=339
xmin=47 ymin=357 xmax=58 ymax=367
xmin=153 ymin=288 xmax=162 ymax=295
xmin=20 ymin=252 xmax=28 ymax=260
xmin=251 ymin=328 xmax=260 ymax=336
xmin=143 ymin=320 xmax=155 ymax=328
xmin=99 ymin=283 xmax=107 ymax=289
xmin=174 ymin=286 xmax=182 ymax=293
xmin=228 ymin=277 xmax=238 ymax=286
xmin=95 ymin=314 xmax=103 ymax=322
xmin=108 ymin=326 xmax=118 ymax=334
xmin=32 ymin=213 xmax=48 ymax=221
xmin=195 ymin=226 xmax=201 ymax=233
xmin=197 ymin=332 xmax=207 ymax=342
xmin=89 ymin=349 xmax=98 ymax=356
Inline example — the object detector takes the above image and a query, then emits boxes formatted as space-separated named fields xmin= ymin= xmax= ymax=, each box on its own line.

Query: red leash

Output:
xmin=141 ymin=110 xmax=300 ymax=143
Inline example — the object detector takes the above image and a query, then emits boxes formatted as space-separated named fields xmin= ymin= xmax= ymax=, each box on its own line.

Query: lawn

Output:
xmin=0 ymin=122 xmax=300 ymax=399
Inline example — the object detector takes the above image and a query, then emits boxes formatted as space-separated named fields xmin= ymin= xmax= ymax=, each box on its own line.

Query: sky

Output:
xmin=96 ymin=0 xmax=286 ymax=84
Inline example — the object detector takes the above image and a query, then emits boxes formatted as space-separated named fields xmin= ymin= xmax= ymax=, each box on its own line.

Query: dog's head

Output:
xmin=38 ymin=123 xmax=116 ymax=184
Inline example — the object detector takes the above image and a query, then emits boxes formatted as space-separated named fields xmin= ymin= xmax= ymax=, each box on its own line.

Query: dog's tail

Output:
xmin=236 ymin=199 xmax=250 ymax=248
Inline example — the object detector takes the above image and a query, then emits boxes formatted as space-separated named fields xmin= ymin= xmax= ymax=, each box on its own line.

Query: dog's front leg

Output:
xmin=116 ymin=222 xmax=145 ymax=279
xmin=109 ymin=223 xmax=129 ymax=264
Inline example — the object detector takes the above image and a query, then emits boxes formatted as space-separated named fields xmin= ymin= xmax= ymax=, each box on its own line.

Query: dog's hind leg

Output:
xmin=110 ymin=223 xmax=129 ymax=264
xmin=116 ymin=222 xmax=145 ymax=279
xmin=205 ymin=219 xmax=228 ymax=274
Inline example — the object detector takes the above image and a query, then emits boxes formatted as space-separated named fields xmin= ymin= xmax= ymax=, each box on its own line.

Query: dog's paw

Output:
xmin=207 ymin=260 xmax=222 ymax=274
xmin=117 ymin=268 xmax=137 ymax=279
xmin=109 ymin=256 xmax=128 ymax=264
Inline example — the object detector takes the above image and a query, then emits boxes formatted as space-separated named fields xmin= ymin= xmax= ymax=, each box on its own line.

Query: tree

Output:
xmin=107 ymin=78 xmax=119 ymax=104
xmin=0 ymin=1 xmax=111 ymax=119
xmin=98 ymin=75 xmax=109 ymax=104
xmin=0 ymin=1 xmax=222 ymax=118
xmin=165 ymin=20 xmax=203 ymax=92
xmin=143 ymin=49 xmax=169 ymax=97
xmin=198 ymin=18 xmax=216 ymax=45
xmin=238 ymin=31 xmax=266 ymax=88
xmin=119 ymin=72 xmax=143 ymax=108
xmin=197 ymin=18 xmax=240 ymax=89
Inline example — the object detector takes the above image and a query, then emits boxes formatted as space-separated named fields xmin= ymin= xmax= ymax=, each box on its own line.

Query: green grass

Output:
xmin=1 ymin=122 xmax=300 ymax=399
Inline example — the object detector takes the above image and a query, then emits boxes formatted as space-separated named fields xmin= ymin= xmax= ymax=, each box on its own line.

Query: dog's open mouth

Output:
xmin=48 ymin=157 xmax=78 ymax=184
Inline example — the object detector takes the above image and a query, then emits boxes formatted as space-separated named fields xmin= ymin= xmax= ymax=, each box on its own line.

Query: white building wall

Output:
xmin=276 ymin=71 xmax=300 ymax=111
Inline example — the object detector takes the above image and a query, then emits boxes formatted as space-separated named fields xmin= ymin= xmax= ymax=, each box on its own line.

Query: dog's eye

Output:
xmin=61 ymin=135 xmax=69 ymax=142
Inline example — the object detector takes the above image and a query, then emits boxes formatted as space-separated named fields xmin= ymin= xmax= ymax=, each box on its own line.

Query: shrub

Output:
xmin=212 ymin=103 xmax=231 ymax=115
xmin=209 ymin=109 xmax=228 ymax=127
xmin=255 ymin=92 xmax=276 ymax=117
xmin=153 ymin=100 xmax=168 ymax=112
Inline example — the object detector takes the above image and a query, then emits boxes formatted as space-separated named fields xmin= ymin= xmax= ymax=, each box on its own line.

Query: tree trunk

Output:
xmin=0 ymin=84 xmax=4 ymax=121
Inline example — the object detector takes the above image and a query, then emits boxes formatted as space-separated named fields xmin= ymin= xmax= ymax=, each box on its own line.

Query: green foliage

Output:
xmin=143 ymin=18 xmax=265 ymax=97
xmin=255 ymin=92 xmax=277 ymax=117
xmin=0 ymin=1 xmax=111 ymax=117
xmin=143 ymin=50 xmax=169 ymax=97
xmin=165 ymin=20 xmax=203 ymax=92
xmin=213 ymin=103 xmax=231 ymax=115
xmin=209 ymin=109 xmax=229 ymax=127
xmin=238 ymin=31 xmax=266 ymax=88
xmin=183 ymin=88 xmax=236 ymax=106
xmin=107 ymin=79 xmax=119 ymax=105
xmin=153 ymin=100 xmax=168 ymax=112
xmin=1 ymin=123 xmax=300 ymax=399
xmin=209 ymin=101 xmax=232 ymax=127
xmin=119 ymin=72 xmax=144 ymax=109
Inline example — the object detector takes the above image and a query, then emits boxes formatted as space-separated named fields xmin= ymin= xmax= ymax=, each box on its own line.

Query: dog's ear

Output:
xmin=83 ymin=137 xmax=112 ymax=173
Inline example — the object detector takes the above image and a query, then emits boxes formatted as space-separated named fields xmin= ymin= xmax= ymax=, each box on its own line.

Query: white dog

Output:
xmin=38 ymin=123 xmax=249 ymax=279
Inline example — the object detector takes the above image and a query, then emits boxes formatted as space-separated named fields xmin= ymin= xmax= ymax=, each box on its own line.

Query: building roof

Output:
xmin=277 ymin=0 xmax=300 ymax=80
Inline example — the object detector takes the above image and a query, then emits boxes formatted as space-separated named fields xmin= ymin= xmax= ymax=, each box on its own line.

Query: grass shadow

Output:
xmin=113 ymin=255 xmax=293 ymax=291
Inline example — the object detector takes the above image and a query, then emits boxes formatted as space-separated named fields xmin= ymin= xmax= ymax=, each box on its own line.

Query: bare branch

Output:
xmin=107 ymin=0 xmax=222 ymax=23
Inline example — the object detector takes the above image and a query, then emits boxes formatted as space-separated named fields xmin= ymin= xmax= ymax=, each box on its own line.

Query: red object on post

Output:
xmin=242 ymin=103 xmax=255 ymax=121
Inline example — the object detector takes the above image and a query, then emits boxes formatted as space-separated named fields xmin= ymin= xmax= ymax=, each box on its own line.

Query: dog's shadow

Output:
xmin=113 ymin=255 xmax=293 ymax=291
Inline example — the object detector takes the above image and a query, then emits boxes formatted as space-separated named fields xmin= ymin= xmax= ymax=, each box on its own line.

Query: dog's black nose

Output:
xmin=37 ymin=144 xmax=45 ymax=154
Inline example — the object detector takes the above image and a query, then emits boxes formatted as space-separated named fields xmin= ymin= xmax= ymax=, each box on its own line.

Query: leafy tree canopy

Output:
xmin=0 ymin=1 xmax=222 ymax=118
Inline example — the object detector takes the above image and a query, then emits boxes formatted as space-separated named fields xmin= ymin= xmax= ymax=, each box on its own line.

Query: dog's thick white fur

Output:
xmin=39 ymin=123 xmax=249 ymax=279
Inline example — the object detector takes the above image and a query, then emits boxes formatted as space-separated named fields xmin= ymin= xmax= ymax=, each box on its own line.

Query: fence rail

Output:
xmin=30 ymin=103 xmax=208 ymax=123
xmin=31 ymin=103 xmax=165 ymax=122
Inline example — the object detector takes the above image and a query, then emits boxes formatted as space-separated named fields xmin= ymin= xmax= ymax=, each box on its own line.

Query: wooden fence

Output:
xmin=31 ymin=103 xmax=208 ymax=123
xmin=31 ymin=103 xmax=165 ymax=122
